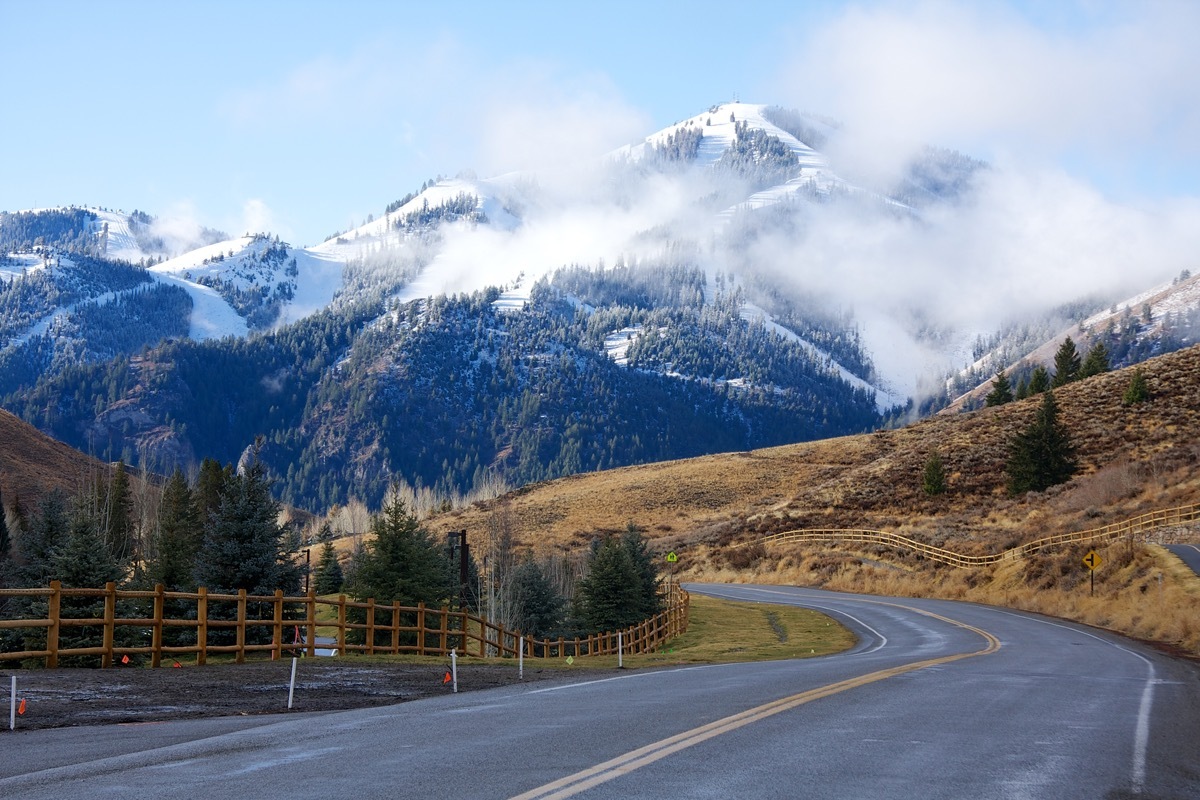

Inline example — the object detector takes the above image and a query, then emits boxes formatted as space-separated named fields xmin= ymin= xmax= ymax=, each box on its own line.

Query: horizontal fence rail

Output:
xmin=0 ymin=581 xmax=689 ymax=668
xmin=746 ymin=503 xmax=1200 ymax=569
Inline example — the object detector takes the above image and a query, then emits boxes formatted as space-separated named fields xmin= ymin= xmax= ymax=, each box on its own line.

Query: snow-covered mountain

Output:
xmin=4 ymin=101 xmax=1197 ymax=510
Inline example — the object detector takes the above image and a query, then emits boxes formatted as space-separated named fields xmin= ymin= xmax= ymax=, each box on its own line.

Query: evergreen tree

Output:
xmin=1015 ymin=377 xmax=1029 ymax=400
xmin=149 ymin=469 xmax=202 ymax=591
xmin=1079 ymin=342 xmax=1110 ymax=379
xmin=1052 ymin=337 xmax=1082 ymax=387
xmin=194 ymin=458 xmax=231 ymax=526
xmin=1006 ymin=390 xmax=1076 ymax=495
xmin=103 ymin=460 xmax=135 ymax=563
xmin=984 ymin=368 xmax=1013 ymax=407
xmin=622 ymin=524 xmax=663 ymax=619
xmin=49 ymin=511 xmax=124 ymax=666
xmin=16 ymin=489 xmax=70 ymax=587
xmin=313 ymin=541 xmax=344 ymax=594
xmin=574 ymin=535 xmax=643 ymax=633
xmin=922 ymin=451 xmax=947 ymax=495
xmin=511 ymin=558 xmax=565 ymax=639
xmin=193 ymin=457 xmax=301 ymax=596
xmin=349 ymin=487 xmax=455 ymax=608
xmin=1028 ymin=365 xmax=1050 ymax=395
xmin=1123 ymin=368 xmax=1150 ymax=405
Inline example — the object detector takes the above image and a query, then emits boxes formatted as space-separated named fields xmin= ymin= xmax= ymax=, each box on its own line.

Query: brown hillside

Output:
xmin=430 ymin=344 xmax=1200 ymax=560
xmin=0 ymin=407 xmax=116 ymax=509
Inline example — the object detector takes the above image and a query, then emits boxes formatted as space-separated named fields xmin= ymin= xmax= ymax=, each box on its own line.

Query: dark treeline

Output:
xmin=0 ymin=253 xmax=151 ymax=345
xmin=1 ymin=257 xmax=882 ymax=512
xmin=0 ymin=208 xmax=102 ymax=256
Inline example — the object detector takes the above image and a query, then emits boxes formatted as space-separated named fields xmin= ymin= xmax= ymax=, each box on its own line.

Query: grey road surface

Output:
xmin=1 ymin=584 xmax=1197 ymax=799
xmin=1166 ymin=543 xmax=1200 ymax=576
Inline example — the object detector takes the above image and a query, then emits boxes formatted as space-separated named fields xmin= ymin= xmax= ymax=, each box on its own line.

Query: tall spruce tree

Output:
xmin=50 ymin=511 xmax=124 ymax=665
xmin=193 ymin=457 xmax=301 ymax=596
xmin=1006 ymin=389 xmax=1076 ymax=495
xmin=1079 ymin=342 xmax=1111 ymax=378
xmin=349 ymin=488 xmax=455 ymax=608
xmin=622 ymin=524 xmax=663 ymax=619
xmin=1028 ymin=365 xmax=1051 ymax=395
xmin=150 ymin=469 xmax=202 ymax=591
xmin=194 ymin=458 xmax=231 ymax=526
xmin=574 ymin=535 xmax=643 ymax=633
xmin=313 ymin=541 xmax=344 ymax=595
xmin=1052 ymin=337 xmax=1082 ymax=387
xmin=510 ymin=558 xmax=565 ymax=639
xmin=984 ymin=368 xmax=1014 ymax=407
xmin=103 ymin=460 xmax=136 ymax=563
xmin=16 ymin=489 xmax=70 ymax=587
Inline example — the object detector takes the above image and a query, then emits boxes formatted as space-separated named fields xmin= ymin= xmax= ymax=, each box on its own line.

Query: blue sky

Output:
xmin=2 ymin=0 xmax=1197 ymax=247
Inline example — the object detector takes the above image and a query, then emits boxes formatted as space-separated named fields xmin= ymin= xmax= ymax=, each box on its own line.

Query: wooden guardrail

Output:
xmin=747 ymin=503 xmax=1200 ymax=568
xmin=0 ymin=580 xmax=689 ymax=668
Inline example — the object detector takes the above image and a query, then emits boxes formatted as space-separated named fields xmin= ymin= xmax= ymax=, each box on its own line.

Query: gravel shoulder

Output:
xmin=1 ymin=658 xmax=610 ymax=731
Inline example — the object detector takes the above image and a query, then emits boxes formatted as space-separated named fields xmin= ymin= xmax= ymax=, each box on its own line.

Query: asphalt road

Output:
xmin=2 ymin=584 xmax=1197 ymax=799
xmin=1166 ymin=543 xmax=1200 ymax=576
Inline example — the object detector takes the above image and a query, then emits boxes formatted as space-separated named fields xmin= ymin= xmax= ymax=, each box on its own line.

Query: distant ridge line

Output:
xmin=749 ymin=504 xmax=1200 ymax=568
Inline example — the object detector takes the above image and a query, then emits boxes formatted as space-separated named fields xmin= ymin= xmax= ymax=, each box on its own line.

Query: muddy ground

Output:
xmin=1 ymin=658 xmax=609 ymax=730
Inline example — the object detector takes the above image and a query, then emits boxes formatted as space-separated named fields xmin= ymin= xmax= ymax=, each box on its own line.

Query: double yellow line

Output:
xmin=511 ymin=605 xmax=1000 ymax=800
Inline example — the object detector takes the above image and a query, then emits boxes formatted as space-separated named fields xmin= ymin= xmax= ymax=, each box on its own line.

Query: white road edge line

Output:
xmin=987 ymin=608 xmax=1156 ymax=795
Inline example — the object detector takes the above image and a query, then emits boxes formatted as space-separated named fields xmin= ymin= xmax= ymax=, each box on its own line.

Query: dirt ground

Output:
xmin=1 ymin=658 xmax=608 ymax=731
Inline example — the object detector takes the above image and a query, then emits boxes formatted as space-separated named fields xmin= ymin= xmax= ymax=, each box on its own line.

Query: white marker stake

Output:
xmin=287 ymin=656 xmax=298 ymax=709
xmin=618 ymin=632 xmax=623 ymax=669
xmin=518 ymin=636 xmax=524 ymax=680
xmin=450 ymin=649 xmax=458 ymax=693
xmin=9 ymin=675 xmax=15 ymax=731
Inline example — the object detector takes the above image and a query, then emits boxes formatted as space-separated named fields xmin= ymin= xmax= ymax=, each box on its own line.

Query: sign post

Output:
xmin=1082 ymin=550 xmax=1103 ymax=596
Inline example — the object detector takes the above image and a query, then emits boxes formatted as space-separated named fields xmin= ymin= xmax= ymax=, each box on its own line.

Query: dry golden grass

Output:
xmin=0 ymin=407 xmax=126 ymax=505
xmin=427 ymin=345 xmax=1200 ymax=658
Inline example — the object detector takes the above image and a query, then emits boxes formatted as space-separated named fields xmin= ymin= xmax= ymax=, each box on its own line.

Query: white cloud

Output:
xmin=775 ymin=1 xmax=1200 ymax=184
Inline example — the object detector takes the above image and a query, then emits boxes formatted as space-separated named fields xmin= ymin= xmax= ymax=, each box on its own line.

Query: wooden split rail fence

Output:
xmin=747 ymin=503 xmax=1200 ymax=568
xmin=0 ymin=580 xmax=689 ymax=669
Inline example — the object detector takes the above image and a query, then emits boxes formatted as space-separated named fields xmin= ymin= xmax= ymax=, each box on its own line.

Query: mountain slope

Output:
xmin=427 ymin=343 xmax=1200 ymax=559
xmin=0 ymin=407 xmax=115 ymax=507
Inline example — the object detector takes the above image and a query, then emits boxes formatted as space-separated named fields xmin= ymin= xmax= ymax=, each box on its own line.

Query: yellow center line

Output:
xmin=509 ymin=605 xmax=1001 ymax=800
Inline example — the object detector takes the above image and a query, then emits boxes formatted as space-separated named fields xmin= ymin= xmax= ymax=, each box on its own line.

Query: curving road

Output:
xmin=1166 ymin=543 xmax=1200 ymax=576
xmin=1 ymin=584 xmax=1197 ymax=799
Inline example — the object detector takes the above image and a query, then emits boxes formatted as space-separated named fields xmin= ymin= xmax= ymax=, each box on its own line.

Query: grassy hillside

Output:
xmin=430 ymin=345 xmax=1200 ymax=656
xmin=0 ymin=407 xmax=117 ymax=508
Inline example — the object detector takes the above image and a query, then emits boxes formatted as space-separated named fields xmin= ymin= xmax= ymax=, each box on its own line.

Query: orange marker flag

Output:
xmin=442 ymin=671 xmax=452 ymax=685
xmin=121 ymin=655 xmax=130 ymax=665
xmin=17 ymin=698 xmax=26 ymax=716
xmin=173 ymin=661 xmax=182 ymax=668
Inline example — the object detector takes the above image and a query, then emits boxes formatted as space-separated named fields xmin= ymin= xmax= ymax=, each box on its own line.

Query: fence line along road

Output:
xmin=747 ymin=503 xmax=1200 ymax=568
xmin=0 ymin=580 xmax=689 ymax=669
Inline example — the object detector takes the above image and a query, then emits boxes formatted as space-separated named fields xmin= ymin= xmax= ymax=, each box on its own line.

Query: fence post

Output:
xmin=272 ymin=589 xmax=284 ymax=661
xmin=391 ymin=601 xmax=401 ymax=654
xmin=366 ymin=598 xmax=376 ymax=655
xmin=101 ymin=581 xmax=115 ymax=668
xmin=439 ymin=606 xmax=449 ymax=655
xmin=197 ymin=586 xmax=208 ymax=666
xmin=417 ymin=602 xmax=426 ymax=656
xmin=236 ymin=589 xmax=247 ymax=664
xmin=151 ymin=584 xmax=165 ymax=668
xmin=337 ymin=595 xmax=347 ymax=658
xmin=46 ymin=580 xmax=61 ymax=668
